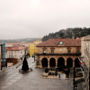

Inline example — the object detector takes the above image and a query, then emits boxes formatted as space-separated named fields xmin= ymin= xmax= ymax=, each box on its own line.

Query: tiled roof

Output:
xmin=37 ymin=38 xmax=81 ymax=47
xmin=6 ymin=46 xmax=25 ymax=51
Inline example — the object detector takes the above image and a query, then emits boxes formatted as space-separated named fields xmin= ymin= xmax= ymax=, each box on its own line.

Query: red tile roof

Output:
xmin=37 ymin=38 xmax=81 ymax=47
xmin=6 ymin=46 xmax=25 ymax=51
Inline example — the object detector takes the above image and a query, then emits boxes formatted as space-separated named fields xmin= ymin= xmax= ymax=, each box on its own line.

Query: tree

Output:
xmin=42 ymin=27 xmax=90 ymax=41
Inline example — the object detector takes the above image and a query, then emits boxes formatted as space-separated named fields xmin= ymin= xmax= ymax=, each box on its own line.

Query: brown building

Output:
xmin=36 ymin=38 xmax=81 ymax=68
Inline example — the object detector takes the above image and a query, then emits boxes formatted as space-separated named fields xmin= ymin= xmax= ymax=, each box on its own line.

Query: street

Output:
xmin=0 ymin=57 xmax=73 ymax=90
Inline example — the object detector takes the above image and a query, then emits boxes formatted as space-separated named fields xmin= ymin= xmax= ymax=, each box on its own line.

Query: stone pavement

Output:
xmin=0 ymin=57 xmax=73 ymax=90
xmin=0 ymin=64 xmax=23 ymax=89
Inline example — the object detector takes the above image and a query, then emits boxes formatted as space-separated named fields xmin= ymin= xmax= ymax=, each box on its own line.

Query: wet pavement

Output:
xmin=0 ymin=57 xmax=73 ymax=90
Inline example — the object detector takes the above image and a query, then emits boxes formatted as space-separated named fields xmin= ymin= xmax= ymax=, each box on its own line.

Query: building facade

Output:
xmin=6 ymin=46 xmax=25 ymax=60
xmin=0 ymin=44 xmax=1 ymax=70
xmin=36 ymin=38 xmax=81 ymax=68
xmin=81 ymin=35 xmax=90 ymax=70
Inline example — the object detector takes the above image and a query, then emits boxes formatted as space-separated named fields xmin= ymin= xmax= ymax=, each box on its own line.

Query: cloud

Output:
xmin=0 ymin=0 xmax=90 ymax=39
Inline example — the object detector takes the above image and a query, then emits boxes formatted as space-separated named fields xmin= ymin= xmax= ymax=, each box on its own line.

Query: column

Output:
xmin=48 ymin=59 xmax=50 ymax=68
xmin=56 ymin=59 xmax=58 ymax=68
xmin=39 ymin=59 xmax=42 ymax=68
xmin=73 ymin=60 xmax=75 ymax=67
xmin=64 ymin=58 xmax=67 ymax=67
xmin=65 ymin=60 xmax=67 ymax=67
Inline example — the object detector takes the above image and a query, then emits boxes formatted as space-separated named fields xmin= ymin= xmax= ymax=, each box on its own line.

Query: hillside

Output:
xmin=0 ymin=38 xmax=39 ymax=43
xmin=42 ymin=27 xmax=90 ymax=41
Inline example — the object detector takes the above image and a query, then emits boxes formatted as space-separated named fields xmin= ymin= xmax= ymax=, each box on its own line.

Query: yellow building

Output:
xmin=29 ymin=44 xmax=36 ymax=57
xmin=29 ymin=39 xmax=42 ymax=57
xmin=36 ymin=38 xmax=81 ymax=68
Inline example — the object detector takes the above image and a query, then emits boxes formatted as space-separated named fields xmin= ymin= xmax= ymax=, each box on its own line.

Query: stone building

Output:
xmin=81 ymin=35 xmax=90 ymax=90
xmin=81 ymin=35 xmax=90 ymax=70
xmin=36 ymin=38 xmax=81 ymax=68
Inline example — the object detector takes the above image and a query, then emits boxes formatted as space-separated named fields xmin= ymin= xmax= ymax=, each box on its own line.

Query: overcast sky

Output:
xmin=0 ymin=0 xmax=90 ymax=39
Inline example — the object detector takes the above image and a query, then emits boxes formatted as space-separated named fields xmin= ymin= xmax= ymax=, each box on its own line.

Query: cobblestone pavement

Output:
xmin=0 ymin=58 xmax=73 ymax=90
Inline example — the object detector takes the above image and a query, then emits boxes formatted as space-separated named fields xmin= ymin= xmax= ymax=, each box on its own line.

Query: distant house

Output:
xmin=36 ymin=38 xmax=81 ymax=68
xmin=33 ymin=39 xmax=42 ymax=45
xmin=6 ymin=46 xmax=25 ymax=64
xmin=28 ymin=39 xmax=42 ymax=57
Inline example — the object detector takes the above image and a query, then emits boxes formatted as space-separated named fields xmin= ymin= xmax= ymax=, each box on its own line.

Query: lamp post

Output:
xmin=33 ymin=44 xmax=36 ymax=62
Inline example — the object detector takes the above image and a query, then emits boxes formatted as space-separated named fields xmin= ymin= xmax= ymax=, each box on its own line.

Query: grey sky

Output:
xmin=0 ymin=0 xmax=90 ymax=39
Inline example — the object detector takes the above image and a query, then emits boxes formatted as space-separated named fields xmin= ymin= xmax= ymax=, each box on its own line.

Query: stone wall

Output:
xmin=81 ymin=35 xmax=90 ymax=69
xmin=81 ymin=35 xmax=90 ymax=90
xmin=36 ymin=46 xmax=81 ymax=54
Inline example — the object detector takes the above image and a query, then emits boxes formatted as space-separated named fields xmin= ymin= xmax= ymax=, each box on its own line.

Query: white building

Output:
xmin=6 ymin=46 xmax=25 ymax=60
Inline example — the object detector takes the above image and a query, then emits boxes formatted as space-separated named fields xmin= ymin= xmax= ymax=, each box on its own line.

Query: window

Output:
xmin=51 ymin=49 xmax=54 ymax=54
xmin=77 ymin=47 xmax=80 ymax=53
xmin=68 ymin=49 xmax=71 ymax=54
xmin=67 ymin=47 xmax=71 ymax=54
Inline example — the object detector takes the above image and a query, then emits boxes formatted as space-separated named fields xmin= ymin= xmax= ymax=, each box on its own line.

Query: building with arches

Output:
xmin=36 ymin=38 xmax=81 ymax=69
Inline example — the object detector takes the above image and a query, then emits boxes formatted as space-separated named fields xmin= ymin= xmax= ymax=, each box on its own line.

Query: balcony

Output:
xmin=36 ymin=53 xmax=81 ymax=56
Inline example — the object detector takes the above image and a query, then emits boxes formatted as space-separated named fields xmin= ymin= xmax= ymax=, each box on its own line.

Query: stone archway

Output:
xmin=42 ymin=58 xmax=48 ymax=68
xmin=75 ymin=58 xmax=80 ymax=67
xmin=50 ymin=58 xmax=56 ymax=67
xmin=67 ymin=58 xmax=73 ymax=68
xmin=57 ymin=57 xmax=65 ymax=68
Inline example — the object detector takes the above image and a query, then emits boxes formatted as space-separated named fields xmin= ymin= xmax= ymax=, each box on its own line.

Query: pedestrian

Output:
xmin=1 ymin=61 xmax=3 ymax=70
xmin=6 ymin=61 xmax=7 ymax=67
xmin=59 ymin=74 xmax=60 ymax=78
xmin=1 ymin=65 xmax=2 ymax=70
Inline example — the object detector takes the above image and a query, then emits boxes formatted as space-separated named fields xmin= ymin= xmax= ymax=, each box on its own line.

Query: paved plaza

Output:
xmin=0 ymin=58 xmax=73 ymax=90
